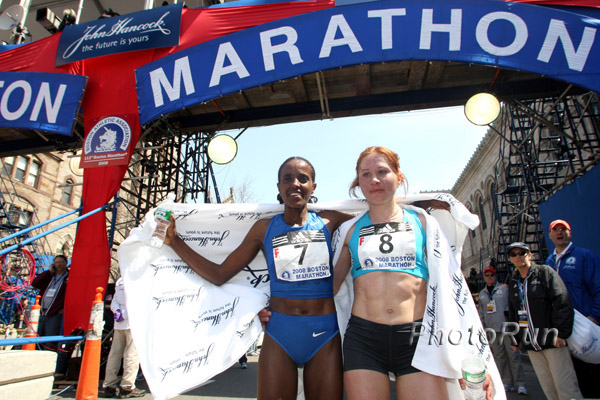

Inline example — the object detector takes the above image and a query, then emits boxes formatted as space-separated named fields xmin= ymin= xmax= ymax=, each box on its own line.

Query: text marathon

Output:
xmin=136 ymin=0 xmax=599 ymax=124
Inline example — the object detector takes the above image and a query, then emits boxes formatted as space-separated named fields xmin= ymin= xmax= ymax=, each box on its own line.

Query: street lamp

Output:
xmin=464 ymin=93 xmax=501 ymax=126
xmin=207 ymin=134 xmax=238 ymax=164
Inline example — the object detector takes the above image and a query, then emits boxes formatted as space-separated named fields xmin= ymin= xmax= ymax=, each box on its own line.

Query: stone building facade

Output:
xmin=1 ymin=152 xmax=83 ymax=263
xmin=451 ymin=129 xmax=499 ymax=283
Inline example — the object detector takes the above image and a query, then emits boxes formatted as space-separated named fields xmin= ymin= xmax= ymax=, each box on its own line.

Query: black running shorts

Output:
xmin=343 ymin=314 xmax=422 ymax=377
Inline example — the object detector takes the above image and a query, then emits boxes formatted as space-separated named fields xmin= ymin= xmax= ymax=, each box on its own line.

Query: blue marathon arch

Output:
xmin=136 ymin=0 xmax=600 ymax=125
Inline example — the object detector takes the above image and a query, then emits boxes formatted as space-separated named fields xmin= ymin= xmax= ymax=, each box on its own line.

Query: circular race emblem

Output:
xmin=84 ymin=116 xmax=131 ymax=155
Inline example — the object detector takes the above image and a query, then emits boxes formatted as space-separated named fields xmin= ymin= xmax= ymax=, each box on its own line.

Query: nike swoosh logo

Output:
xmin=312 ymin=331 xmax=326 ymax=337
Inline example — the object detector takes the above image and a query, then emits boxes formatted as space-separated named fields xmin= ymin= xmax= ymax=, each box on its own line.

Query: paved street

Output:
xmin=48 ymin=352 xmax=546 ymax=399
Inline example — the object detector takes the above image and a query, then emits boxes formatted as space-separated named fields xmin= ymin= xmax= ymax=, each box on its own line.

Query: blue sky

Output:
xmin=211 ymin=106 xmax=489 ymax=203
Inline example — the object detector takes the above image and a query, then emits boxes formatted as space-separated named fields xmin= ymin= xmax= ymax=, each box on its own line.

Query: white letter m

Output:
xmin=149 ymin=56 xmax=196 ymax=108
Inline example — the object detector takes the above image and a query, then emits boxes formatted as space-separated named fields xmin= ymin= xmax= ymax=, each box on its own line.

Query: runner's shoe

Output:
xmin=119 ymin=387 xmax=145 ymax=398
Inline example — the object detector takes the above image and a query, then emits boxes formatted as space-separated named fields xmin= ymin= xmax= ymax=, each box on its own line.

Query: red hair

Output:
xmin=349 ymin=146 xmax=407 ymax=197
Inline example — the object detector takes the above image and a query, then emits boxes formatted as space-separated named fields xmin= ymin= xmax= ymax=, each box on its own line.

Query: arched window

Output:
xmin=60 ymin=236 xmax=73 ymax=258
xmin=479 ymin=197 xmax=487 ymax=230
xmin=467 ymin=202 xmax=476 ymax=239
xmin=62 ymin=179 xmax=74 ymax=204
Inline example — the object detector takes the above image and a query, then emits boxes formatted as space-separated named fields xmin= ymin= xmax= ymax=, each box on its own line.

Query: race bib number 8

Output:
xmin=358 ymin=222 xmax=416 ymax=271
xmin=272 ymin=230 xmax=331 ymax=282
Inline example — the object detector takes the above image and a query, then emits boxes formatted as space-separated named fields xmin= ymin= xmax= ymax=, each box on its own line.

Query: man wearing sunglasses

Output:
xmin=506 ymin=242 xmax=582 ymax=400
xmin=478 ymin=265 xmax=527 ymax=395
xmin=545 ymin=219 xmax=600 ymax=397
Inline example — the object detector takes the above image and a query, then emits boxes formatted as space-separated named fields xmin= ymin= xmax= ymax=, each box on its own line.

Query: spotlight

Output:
xmin=207 ymin=135 xmax=238 ymax=165
xmin=36 ymin=8 xmax=61 ymax=33
xmin=57 ymin=9 xmax=77 ymax=32
xmin=36 ymin=8 xmax=76 ymax=34
xmin=99 ymin=9 xmax=120 ymax=19
xmin=464 ymin=93 xmax=501 ymax=126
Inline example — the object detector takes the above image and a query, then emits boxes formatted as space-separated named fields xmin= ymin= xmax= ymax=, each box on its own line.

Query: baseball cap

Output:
xmin=549 ymin=219 xmax=571 ymax=232
xmin=483 ymin=266 xmax=496 ymax=275
xmin=507 ymin=242 xmax=530 ymax=253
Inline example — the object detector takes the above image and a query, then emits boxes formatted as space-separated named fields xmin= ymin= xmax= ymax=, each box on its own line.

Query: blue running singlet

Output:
xmin=349 ymin=209 xmax=428 ymax=281
xmin=264 ymin=212 xmax=334 ymax=299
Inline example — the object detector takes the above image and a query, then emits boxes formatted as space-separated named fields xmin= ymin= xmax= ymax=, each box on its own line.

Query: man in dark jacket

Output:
xmin=31 ymin=255 xmax=69 ymax=346
xmin=506 ymin=242 xmax=581 ymax=400
xmin=545 ymin=219 xmax=600 ymax=397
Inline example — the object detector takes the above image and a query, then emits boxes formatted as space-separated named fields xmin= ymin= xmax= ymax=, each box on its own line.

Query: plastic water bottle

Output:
xmin=113 ymin=309 xmax=123 ymax=322
xmin=461 ymin=357 xmax=486 ymax=400
xmin=148 ymin=207 xmax=172 ymax=248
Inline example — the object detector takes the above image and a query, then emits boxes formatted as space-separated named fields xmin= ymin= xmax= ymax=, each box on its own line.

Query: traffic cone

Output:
xmin=75 ymin=287 xmax=105 ymax=400
xmin=22 ymin=295 xmax=41 ymax=351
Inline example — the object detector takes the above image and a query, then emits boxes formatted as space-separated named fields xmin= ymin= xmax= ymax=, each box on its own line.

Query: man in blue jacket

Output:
xmin=545 ymin=219 xmax=600 ymax=398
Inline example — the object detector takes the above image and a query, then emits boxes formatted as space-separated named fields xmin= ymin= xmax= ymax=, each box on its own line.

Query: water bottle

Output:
xmin=461 ymin=357 xmax=486 ymax=400
xmin=113 ymin=309 xmax=124 ymax=322
xmin=148 ymin=207 xmax=172 ymax=248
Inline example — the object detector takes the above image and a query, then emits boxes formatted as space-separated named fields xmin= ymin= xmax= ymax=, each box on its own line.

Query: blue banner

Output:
xmin=56 ymin=3 xmax=183 ymax=66
xmin=0 ymin=71 xmax=87 ymax=135
xmin=135 ymin=0 xmax=600 ymax=125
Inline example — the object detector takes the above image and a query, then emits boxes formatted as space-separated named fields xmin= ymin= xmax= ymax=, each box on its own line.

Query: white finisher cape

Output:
xmin=118 ymin=193 xmax=504 ymax=400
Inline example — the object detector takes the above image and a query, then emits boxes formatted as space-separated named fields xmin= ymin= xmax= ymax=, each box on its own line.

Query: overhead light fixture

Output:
xmin=36 ymin=8 xmax=76 ymax=34
xmin=207 ymin=134 xmax=238 ymax=164
xmin=464 ymin=93 xmax=501 ymax=126
xmin=36 ymin=8 xmax=61 ymax=34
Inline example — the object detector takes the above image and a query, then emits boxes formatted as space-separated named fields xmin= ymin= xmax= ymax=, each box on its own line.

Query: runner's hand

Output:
xmin=258 ymin=308 xmax=271 ymax=329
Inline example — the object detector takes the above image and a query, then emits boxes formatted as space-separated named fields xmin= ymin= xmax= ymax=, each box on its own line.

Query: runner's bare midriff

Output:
xmin=270 ymin=296 xmax=336 ymax=316
xmin=352 ymin=270 xmax=427 ymax=325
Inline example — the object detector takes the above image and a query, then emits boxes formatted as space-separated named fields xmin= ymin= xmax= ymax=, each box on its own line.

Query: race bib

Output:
xmin=271 ymin=230 xmax=331 ymax=282
xmin=357 ymin=222 xmax=416 ymax=271
xmin=518 ymin=309 xmax=529 ymax=327
xmin=486 ymin=299 xmax=496 ymax=314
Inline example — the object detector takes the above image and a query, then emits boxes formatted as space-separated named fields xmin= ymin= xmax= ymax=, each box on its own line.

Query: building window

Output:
xmin=467 ymin=204 xmax=476 ymax=238
xmin=14 ymin=156 xmax=27 ymax=182
xmin=479 ymin=197 xmax=487 ymax=230
xmin=17 ymin=209 xmax=33 ymax=226
xmin=62 ymin=179 xmax=74 ymax=204
xmin=1 ymin=156 xmax=14 ymax=177
xmin=61 ymin=242 xmax=72 ymax=258
xmin=26 ymin=159 xmax=41 ymax=187
xmin=5 ymin=203 xmax=33 ymax=227
xmin=3 ymin=156 xmax=42 ymax=188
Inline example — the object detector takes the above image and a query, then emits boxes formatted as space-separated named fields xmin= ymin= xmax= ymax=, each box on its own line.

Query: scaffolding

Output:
xmin=0 ymin=160 xmax=54 ymax=324
xmin=491 ymin=89 xmax=600 ymax=279
xmin=107 ymin=119 xmax=220 ymax=266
